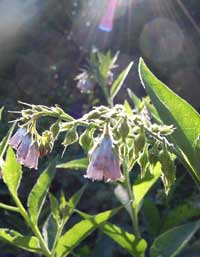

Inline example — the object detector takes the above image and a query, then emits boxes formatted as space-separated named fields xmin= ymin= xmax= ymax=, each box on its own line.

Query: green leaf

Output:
xmin=139 ymin=58 xmax=200 ymax=183
xmin=127 ymin=89 xmax=142 ymax=111
xmin=42 ymin=213 xmax=57 ymax=250
xmin=61 ymin=185 xmax=86 ymax=223
xmin=49 ymin=193 xmax=60 ymax=225
xmin=100 ymin=222 xmax=147 ymax=257
xmin=62 ymin=125 xmax=79 ymax=147
xmin=150 ymin=220 xmax=200 ymax=257
xmin=56 ymin=158 xmax=89 ymax=170
xmin=0 ymin=107 xmax=3 ymax=121
xmin=0 ymin=123 xmax=16 ymax=159
xmin=110 ymin=62 xmax=133 ymax=100
xmin=0 ymin=228 xmax=40 ymax=253
xmin=2 ymin=147 xmax=22 ymax=196
xmin=79 ymin=126 xmax=95 ymax=153
xmin=56 ymin=207 xmax=121 ymax=257
xmin=124 ymin=100 xmax=133 ymax=117
xmin=142 ymin=199 xmax=161 ymax=237
xmin=161 ymin=202 xmax=200 ymax=232
xmin=133 ymin=162 xmax=161 ymax=212
xmin=28 ymin=159 xmax=56 ymax=224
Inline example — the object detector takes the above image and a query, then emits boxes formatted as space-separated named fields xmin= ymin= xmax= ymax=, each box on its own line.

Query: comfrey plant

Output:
xmin=0 ymin=53 xmax=200 ymax=257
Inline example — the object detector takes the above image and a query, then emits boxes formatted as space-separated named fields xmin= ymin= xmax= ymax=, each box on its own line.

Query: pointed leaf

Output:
xmin=161 ymin=202 xmax=200 ymax=232
xmin=0 ymin=228 xmax=40 ymax=253
xmin=56 ymin=158 xmax=89 ymax=170
xmin=56 ymin=207 xmax=121 ymax=257
xmin=142 ymin=199 xmax=161 ymax=237
xmin=100 ymin=222 xmax=147 ymax=257
xmin=28 ymin=159 xmax=56 ymax=224
xmin=150 ymin=220 xmax=200 ymax=257
xmin=110 ymin=62 xmax=133 ymax=100
xmin=0 ymin=123 xmax=16 ymax=159
xmin=127 ymin=89 xmax=142 ymax=110
xmin=2 ymin=147 xmax=22 ymax=196
xmin=0 ymin=107 xmax=3 ymax=121
xmin=42 ymin=213 xmax=57 ymax=250
xmin=139 ymin=58 xmax=200 ymax=181
xmin=61 ymin=185 xmax=87 ymax=223
xmin=133 ymin=162 xmax=161 ymax=212
xmin=49 ymin=193 xmax=60 ymax=225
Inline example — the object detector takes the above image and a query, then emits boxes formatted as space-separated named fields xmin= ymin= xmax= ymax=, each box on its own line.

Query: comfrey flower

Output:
xmin=77 ymin=78 xmax=95 ymax=93
xmin=10 ymin=128 xmax=39 ymax=169
xmin=85 ymin=132 xmax=122 ymax=182
xmin=99 ymin=0 xmax=117 ymax=32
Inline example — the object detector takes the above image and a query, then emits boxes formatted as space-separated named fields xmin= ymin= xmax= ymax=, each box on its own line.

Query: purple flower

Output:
xmin=85 ymin=134 xmax=122 ymax=182
xmin=77 ymin=78 xmax=95 ymax=93
xmin=10 ymin=128 xmax=39 ymax=169
xmin=9 ymin=128 xmax=26 ymax=149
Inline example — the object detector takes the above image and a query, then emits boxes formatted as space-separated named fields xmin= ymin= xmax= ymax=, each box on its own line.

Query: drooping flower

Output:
xmin=99 ymin=0 xmax=117 ymax=32
xmin=9 ymin=128 xmax=27 ymax=150
xmin=10 ymin=128 xmax=40 ymax=169
xmin=85 ymin=133 xmax=122 ymax=182
xmin=77 ymin=78 xmax=95 ymax=93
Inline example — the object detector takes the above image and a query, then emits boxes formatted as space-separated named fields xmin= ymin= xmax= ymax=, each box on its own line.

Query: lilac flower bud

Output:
xmin=107 ymin=71 xmax=114 ymax=86
xmin=77 ymin=78 xmax=95 ymax=93
xmin=10 ymin=128 xmax=40 ymax=169
xmin=85 ymin=134 xmax=122 ymax=182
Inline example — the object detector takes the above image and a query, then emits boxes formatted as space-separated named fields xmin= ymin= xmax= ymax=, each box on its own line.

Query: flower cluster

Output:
xmin=10 ymin=128 xmax=40 ymax=169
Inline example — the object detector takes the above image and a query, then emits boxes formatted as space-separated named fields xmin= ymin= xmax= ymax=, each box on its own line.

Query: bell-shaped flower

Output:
xmin=99 ymin=0 xmax=117 ymax=32
xmin=85 ymin=133 xmax=122 ymax=182
xmin=10 ymin=128 xmax=40 ymax=169
xmin=9 ymin=128 xmax=26 ymax=149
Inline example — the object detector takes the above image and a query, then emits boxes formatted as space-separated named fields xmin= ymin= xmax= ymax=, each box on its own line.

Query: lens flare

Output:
xmin=98 ymin=0 xmax=118 ymax=32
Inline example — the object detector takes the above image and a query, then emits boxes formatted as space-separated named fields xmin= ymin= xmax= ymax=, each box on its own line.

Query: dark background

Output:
xmin=0 ymin=0 xmax=200 ymax=256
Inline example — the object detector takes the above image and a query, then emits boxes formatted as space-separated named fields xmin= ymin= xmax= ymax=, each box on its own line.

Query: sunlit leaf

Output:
xmin=150 ymin=220 xmax=200 ymax=257
xmin=61 ymin=185 xmax=87 ymax=224
xmin=0 ymin=229 xmax=40 ymax=253
xmin=56 ymin=158 xmax=88 ymax=170
xmin=0 ymin=107 xmax=3 ymax=121
xmin=28 ymin=159 xmax=56 ymax=224
xmin=110 ymin=62 xmax=133 ymax=100
xmin=133 ymin=162 xmax=161 ymax=213
xmin=56 ymin=207 xmax=121 ymax=257
xmin=0 ymin=123 xmax=16 ymax=159
xmin=139 ymin=58 xmax=200 ymax=184
xmin=2 ymin=147 xmax=22 ymax=196
xmin=100 ymin=222 xmax=147 ymax=257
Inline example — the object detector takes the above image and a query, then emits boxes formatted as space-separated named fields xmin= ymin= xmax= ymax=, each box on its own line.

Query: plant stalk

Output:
xmin=123 ymin=161 xmax=141 ymax=238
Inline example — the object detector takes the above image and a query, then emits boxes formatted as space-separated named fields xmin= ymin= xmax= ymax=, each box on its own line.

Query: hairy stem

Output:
xmin=12 ymin=194 xmax=51 ymax=257
xmin=123 ymin=161 xmax=141 ymax=238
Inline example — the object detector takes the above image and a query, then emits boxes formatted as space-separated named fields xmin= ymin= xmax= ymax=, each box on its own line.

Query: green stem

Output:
xmin=12 ymin=194 xmax=51 ymax=257
xmin=50 ymin=219 xmax=65 ymax=257
xmin=123 ymin=161 xmax=141 ymax=238
xmin=0 ymin=202 xmax=19 ymax=212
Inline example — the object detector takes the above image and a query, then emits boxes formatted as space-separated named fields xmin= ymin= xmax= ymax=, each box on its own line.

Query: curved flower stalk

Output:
xmin=85 ymin=127 xmax=122 ymax=182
